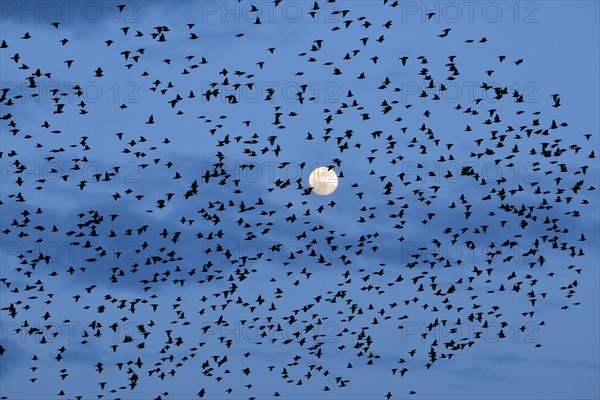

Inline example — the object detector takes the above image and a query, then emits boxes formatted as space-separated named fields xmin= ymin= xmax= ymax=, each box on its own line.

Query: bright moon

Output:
xmin=309 ymin=166 xmax=338 ymax=196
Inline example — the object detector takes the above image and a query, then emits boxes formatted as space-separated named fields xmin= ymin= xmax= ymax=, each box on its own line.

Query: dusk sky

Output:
xmin=1 ymin=1 xmax=599 ymax=399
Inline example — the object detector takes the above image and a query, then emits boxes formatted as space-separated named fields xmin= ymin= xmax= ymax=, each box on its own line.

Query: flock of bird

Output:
xmin=0 ymin=1 xmax=596 ymax=399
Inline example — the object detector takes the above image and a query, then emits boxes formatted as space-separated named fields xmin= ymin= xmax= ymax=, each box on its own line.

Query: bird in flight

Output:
xmin=0 ymin=1 xmax=597 ymax=399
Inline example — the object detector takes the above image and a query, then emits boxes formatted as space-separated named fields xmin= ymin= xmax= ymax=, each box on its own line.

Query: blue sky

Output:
xmin=1 ymin=1 xmax=599 ymax=399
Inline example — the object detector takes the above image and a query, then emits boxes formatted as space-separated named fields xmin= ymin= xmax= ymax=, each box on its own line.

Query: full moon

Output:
xmin=309 ymin=166 xmax=338 ymax=196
